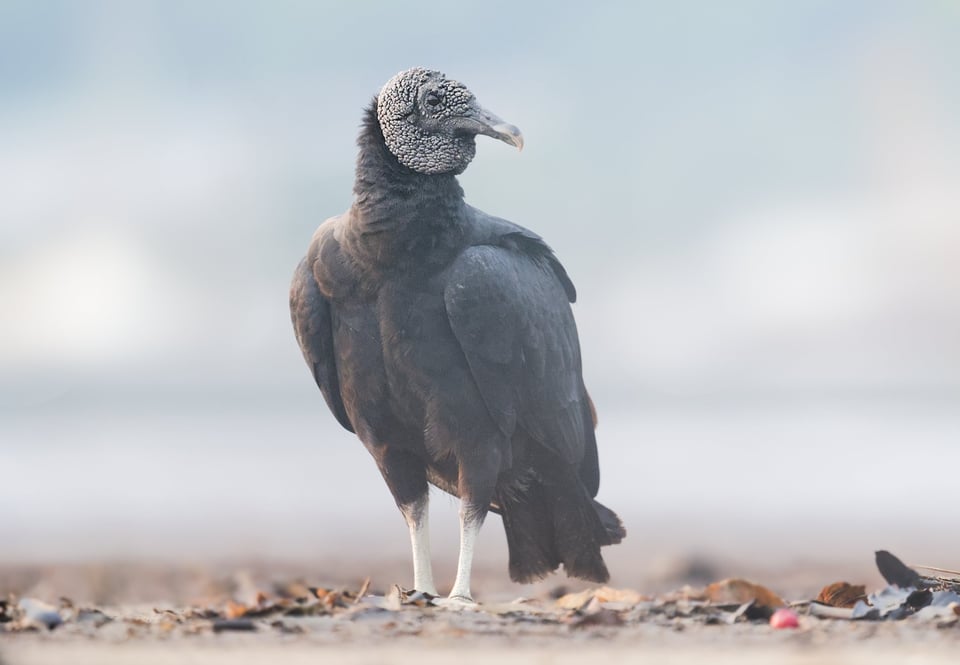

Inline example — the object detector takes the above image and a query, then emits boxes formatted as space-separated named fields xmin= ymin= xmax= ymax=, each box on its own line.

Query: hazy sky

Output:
xmin=2 ymin=1 xmax=959 ymax=405
xmin=1 ymin=2 xmax=959 ymax=563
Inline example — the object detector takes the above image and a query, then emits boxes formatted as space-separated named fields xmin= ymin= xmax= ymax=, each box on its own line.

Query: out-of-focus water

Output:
xmin=4 ymin=396 xmax=957 ymax=565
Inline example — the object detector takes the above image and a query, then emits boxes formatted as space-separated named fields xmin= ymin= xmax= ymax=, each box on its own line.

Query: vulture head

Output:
xmin=376 ymin=68 xmax=524 ymax=175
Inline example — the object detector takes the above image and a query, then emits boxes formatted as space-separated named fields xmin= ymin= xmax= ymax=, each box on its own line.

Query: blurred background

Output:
xmin=1 ymin=1 xmax=958 ymax=588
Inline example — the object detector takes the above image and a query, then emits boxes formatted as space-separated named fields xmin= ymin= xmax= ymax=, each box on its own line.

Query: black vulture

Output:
xmin=290 ymin=68 xmax=624 ymax=602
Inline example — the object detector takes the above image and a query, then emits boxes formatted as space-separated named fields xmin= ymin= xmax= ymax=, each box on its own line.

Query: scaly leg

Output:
xmin=400 ymin=494 xmax=437 ymax=595
xmin=445 ymin=447 xmax=501 ymax=603
xmin=374 ymin=447 xmax=436 ymax=595
xmin=447 ymin=505 xmax=483 ymax=601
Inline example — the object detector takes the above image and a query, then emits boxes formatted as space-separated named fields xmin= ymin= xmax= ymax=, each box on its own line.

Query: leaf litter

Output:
xmin=1 ymin=549 xmax=958 ymax=641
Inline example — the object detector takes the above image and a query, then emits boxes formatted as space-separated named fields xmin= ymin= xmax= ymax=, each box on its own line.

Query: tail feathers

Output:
xmin=499 ymin=480 xmax=625 ymax=585
xmin=593 ymin=499 xmax=626 ymax=545
xmin=498 ymin=487 xmax=561 ymax=584
xmin=551 ymin=485 xmax=611 ymax=583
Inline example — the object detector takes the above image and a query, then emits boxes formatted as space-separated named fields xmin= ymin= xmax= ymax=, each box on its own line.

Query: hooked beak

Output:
xmin=486 ymin=120 xmax=524 ymax=152
xmin=462 ymin=104 xmax=524 ymax=152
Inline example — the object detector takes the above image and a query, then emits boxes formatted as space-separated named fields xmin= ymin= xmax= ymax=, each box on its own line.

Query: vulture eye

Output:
xmin=425 ymin=92 xmax=442 ymax=107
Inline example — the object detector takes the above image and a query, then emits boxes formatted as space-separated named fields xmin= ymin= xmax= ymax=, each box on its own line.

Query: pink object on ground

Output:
xmin=769 ymin=608 xmax=800 ymax=629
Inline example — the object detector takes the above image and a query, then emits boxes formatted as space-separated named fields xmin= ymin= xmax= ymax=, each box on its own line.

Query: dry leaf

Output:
xmin=224 ymin=600 xmax=248 ymax=619
xmin=554 ymin=586 xmax=646 ymax=610
xmin=594 ymin=587 xmax=647 ymax=604
xmin=273 ymin=581 xmax=312 ymax=599
xmin=817 ymin=582 xmax=867 ymax=608
xmin=383 ymin=585 xmax=404 ymax=611
xmin=568 ymin=608 xmax=624 ymax=628
xmin=704 ymin=579 xmax=785 ymax=608
xmin=157 ymin=619 xmax=178 ymax=633
xmin=312 ymin=588 xmax=350 ymax=609
xmin=554 ymin=589 xmax=595 ymax=610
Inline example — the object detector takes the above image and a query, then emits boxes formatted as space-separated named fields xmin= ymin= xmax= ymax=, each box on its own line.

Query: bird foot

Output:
xmin=433 ymin=595 xmax=477 ymax=609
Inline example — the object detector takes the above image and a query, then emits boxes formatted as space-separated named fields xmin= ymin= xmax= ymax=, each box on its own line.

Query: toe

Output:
xmin=434 ymin=595 xmax=477 ymax=609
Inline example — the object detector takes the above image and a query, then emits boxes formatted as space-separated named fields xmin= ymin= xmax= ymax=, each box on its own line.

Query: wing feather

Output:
xmin=444 ymin=242 xmax=595 ymax=484
xmin=290 ymin=257 xmax=354 ymax=433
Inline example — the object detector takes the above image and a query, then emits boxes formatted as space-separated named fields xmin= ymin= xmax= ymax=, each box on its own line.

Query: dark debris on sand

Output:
xmin=1 ymin=550 xmax=958 ymax=642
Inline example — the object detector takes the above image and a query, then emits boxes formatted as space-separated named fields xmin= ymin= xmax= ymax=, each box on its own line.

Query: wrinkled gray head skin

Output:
xmin=377 ymin=68 xmax=523 ymax=175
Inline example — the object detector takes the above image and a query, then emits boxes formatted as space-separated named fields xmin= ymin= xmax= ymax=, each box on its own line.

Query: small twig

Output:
xmin=355 ymin=577 xmax=371 ymax=604
xmin=930 ymin=576 xmax=960 ymax=591
xmin=912 ymin=565 xmax=960 ymax=578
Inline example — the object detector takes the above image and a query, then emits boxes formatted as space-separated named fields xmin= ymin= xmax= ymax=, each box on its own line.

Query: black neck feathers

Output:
xmin=352 ymin=101 xmax=465 ymax=229
xmin=344 ymin=101 xmax=468 ymax=273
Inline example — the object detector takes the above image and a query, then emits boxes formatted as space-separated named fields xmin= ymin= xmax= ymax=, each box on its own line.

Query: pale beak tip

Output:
xmin=491 ymin=123 xmax=524 ymax=152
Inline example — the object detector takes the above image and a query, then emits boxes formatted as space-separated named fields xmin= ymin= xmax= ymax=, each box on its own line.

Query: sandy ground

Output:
xmin=5 ymin=617 xmax=960 ymax=665
xmin=5 ymin=641 xmax=960 ymax=665
xmin=2 ymin=556 xmax=959 ymax=665
xmin=5 ymin=399 xmax=958 ymax=663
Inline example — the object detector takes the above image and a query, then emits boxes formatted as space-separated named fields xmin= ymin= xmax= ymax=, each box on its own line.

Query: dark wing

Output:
xmin=290 ymin=257 xmax=354 ymax=433
xmin=466 ymin=207 xmax=577 ymax=302
xmin=443 ymin=238 xmax=599 ymax=495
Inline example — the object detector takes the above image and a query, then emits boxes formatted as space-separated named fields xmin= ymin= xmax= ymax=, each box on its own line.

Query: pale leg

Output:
xmin=401 ymin=494 xmax=437 ymax=595
xmin=447 ymin=506 xmax=483 ymax=601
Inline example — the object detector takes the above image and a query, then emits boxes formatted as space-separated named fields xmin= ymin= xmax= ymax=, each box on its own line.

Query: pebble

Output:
xmin=19 ymin=598 xmax=63 ymax=630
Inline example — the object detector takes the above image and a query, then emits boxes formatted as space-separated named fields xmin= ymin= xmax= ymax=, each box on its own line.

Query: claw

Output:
xmin=434 ymin=595 xmax=478 ymax=609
